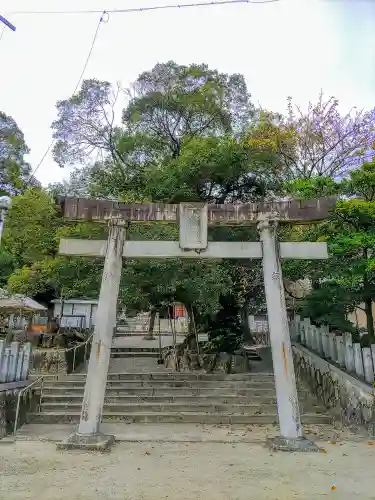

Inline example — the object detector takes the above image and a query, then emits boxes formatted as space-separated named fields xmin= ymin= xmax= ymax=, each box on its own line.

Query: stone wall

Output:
xmin=30 ymin=342 xmax=90 ymax=376
xmin=162 ymin=344 xmax=250 ymax=373
xmin=30 ymin=349 xmax=68 ymax=375
xmin=0 ymin=386 xmax=39 ymax=438
xmin=293 ymin=344 xmax=375 ymax=435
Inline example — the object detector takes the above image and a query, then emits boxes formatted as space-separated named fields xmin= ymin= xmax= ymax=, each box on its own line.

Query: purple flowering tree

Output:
xmin=283 ymin=92 xmax=375 ymax=179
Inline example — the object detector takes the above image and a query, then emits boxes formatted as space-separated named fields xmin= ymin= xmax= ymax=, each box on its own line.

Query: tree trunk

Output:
xmin=364 ymin=298 xmax=374 ymax=343
xmin=144 ymin=307 xmax=157 ymax=339
xmin=149 ymin=308 xmax=157 ymax=335
xmin=184 ymin=303 xmax=197 ymax=351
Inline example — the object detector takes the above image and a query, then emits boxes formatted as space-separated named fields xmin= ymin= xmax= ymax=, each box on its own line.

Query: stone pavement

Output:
xmin=14 ymin=422 xmax=365 ymax=444
xmin=2 ymin=427 xmax=374 ymax=500
xmin=108 ymin=357 xmax=169 ymax=373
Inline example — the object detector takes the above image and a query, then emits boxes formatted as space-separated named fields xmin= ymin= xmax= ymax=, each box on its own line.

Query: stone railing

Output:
xmin=0 ymin=341 xmax=36 ymax=439
xmin=290 ymin=316 xmax=375 ymax=384
xmin=0 ymin=383 xmax=40 ymax=439
xmin=0 ymin=341 xmax=32 ymax=383
xmin=30 ymin=335 xmax=92 ymax=376
xmin=290 ymin=316 xmax=375 ymax=435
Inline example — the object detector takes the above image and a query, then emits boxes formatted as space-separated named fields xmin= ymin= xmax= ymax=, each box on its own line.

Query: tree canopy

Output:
xmin=3 ymin=60 xmax=375 ymax=347
xmin=0 ymin=111 xmax=37 ymax=196
xmin=284 ymin=155 xmax=375 ymax=342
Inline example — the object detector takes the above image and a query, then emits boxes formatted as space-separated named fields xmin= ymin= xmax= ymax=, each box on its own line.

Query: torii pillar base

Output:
xmin=57 ymin=432 xmax=115 ymax=452
xmin=266 ymin=436 xmax=321 ymax=453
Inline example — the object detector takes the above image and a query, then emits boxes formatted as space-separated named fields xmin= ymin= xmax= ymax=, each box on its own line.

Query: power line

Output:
xmin=27 ymin=12 xmax=106 ymax=185
xmin=6 ymin=0 xmax=281 ymax=16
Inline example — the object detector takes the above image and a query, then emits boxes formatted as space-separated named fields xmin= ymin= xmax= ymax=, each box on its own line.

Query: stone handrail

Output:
xmin=30 ymin=333 xmax=93 ymax=376
xmin=289 ymin=316 xmax=375 ymax=435
xmin=0 ymin=341 xmax=32 ymax=383
xmin=290 ymin=316 xmax=375 ymax=384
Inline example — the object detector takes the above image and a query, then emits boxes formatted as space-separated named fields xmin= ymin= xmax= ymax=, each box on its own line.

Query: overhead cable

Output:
xmin=27 ymin=12 xmax=106 ymax=184
xmin=7 ymin=0 xmax=281 ymax=17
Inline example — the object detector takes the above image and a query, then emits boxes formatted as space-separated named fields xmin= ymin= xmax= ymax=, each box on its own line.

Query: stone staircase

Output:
xmin=110 ymin=346 xmax=160 ymax=359
xmin=116 ymin=317 xmax=148 ymax=336
xmin=115 ymin=314 xmax=188 ymax=337
xmin=29 ymin=371 xmax=330 ymax=425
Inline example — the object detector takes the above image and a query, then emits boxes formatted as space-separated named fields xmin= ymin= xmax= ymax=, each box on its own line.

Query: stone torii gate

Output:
xmin=56 ymin=196 xmax=336 ymax=451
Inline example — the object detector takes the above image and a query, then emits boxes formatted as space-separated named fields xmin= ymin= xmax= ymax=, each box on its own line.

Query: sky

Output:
xmin=1 ymin=0 xmax=375 ymax=186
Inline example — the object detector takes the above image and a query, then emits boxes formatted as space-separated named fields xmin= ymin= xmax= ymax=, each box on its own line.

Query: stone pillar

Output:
xmin=58 ymin=219 xmax=126 ymax=451
xmin=0 ymin=340 xmax=5 ymax=376
xmin=336 ymin=336 xmax=345 ymax=367
xmin=321 ymin=330 xmax=329 ymax=358
xmin=344 ymin=333 xmax=354 ymax=373
xmin=8 ymin=342 xmax=20 ymax=382
xmin=315 ymin=326 xmax=324 ymax=355
xmin=305 ymin=325 xmax=312 ymax=350
xmin=303 ymin=318 xmax=311 ymax=347
xmin=0 ymin=347 xmax=10 ymax=383
xmin=258 ymin=215 xmax=318 ymax=452
xmin=290 ymin=316 xmax=300 ymax=342
xmin=362 ymin=348 xmax=374 ymax=383
xmin=371 ymin=345 xmax=375 ymax=373
xmin=16 ymin=349 xmax=24 ymax=381
xmin=310 ymin=326 xmax=318 ymax=352
xmin=327 ymin=334 xmax=337 ymax=362
xmin=353 ymin=343 xmax=364 ymax=379
xmin=21 ymin=343 xmax=32 ymax=380
xmin=299 ymin=320 xmax=306 ymax=345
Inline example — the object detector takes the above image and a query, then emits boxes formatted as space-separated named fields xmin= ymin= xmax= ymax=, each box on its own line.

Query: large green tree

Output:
xmin=285 ymin=157 xmax=375 ymax=341
xmin=0 ymin=111 xmax=38 ymax=196
xmin=2 ymin=189 xmax=59 ymax=267
xmin=124 ymin=61 xmax=253 ymax=158
xmin=146 ymin=135 xmax=281 ymax=204
xmin=50 ymin=63 xmax=256 ymax=199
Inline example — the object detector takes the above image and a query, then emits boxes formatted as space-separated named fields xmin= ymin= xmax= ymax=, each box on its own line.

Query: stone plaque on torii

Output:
xmin=56 ymin=196 xmax=336 ymax=452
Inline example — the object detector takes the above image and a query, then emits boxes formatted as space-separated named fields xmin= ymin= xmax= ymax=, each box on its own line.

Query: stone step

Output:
xmin=42 ymin=380 xmax=276 ymax=390
xmin=110 ymin=351 xmax=160 ymax=358
xmin=43 ymin=385 xmax=275 ymax=396
xmin=40 ymin=401 xmax=325 ymax=413
xmin=41 ymin=394 xmax=279 ymax=404
xmin=110 ymin=347 xmax=160 ymax=353
xmin=29 ymin=411 xmax=331 ymax=425
xmin=115 ymin=332 xmax=175 ymax=337
xmin=54 ymin=372 xmax=274 ymax=382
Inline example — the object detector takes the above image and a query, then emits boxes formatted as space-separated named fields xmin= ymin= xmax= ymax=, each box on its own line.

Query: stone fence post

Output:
xmin=292 ymin=317 xmax=375 ymax=384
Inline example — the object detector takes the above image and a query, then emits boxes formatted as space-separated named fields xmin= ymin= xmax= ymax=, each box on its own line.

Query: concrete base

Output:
xmin=143 ymin=335 xmax=155 ymax=340
xmin=56 ymin=432 xmax=115 ymax=452
xmin=267 ymin=436 xmax=321 ymax=452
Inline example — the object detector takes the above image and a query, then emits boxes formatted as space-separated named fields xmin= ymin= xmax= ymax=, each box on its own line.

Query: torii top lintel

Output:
xmin=57 ymin=196 xmax=337 ymax=224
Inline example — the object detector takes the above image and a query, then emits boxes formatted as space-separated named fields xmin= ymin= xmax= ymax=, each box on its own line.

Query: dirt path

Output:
xmin=1 ymin=432 xmax=374 ymax=500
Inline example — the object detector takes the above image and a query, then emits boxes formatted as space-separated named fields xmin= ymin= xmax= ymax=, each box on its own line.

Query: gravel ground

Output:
xmin=1 ymin=429 xmax=374 ymax=500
